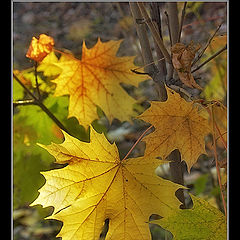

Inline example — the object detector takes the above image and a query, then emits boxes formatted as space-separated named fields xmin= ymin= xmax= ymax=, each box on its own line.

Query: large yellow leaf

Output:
xmin=31 ymin=127 xmax=182 ymax=240
xmin=46 ymin=38 xmax=147 ymax=128
xmin=138 ymin=86 xmax=212 ymax=171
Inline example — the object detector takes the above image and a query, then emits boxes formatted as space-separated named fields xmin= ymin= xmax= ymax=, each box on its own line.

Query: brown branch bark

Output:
xmin=130 ymin=2 xmax=167 ymax=101
xmin=166 ymin=2 xmax=186 ymax=208
xmin=131 ymin=2 xmax=186 ymax=208
xmin=191 ymin=44 xmax=227 ymax=73
xmin=150 ymin=2 xmax=167 ymax=76
xmin=137 ymin=2 xmax=171 ymax=64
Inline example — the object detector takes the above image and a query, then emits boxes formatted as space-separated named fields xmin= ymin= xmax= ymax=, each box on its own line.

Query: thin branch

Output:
xmin=131 ymin=57 xmax=165 ymax=74
xmin=34 ymin=61 xmax=41 ymax=100
xmin=192 ymin=22 xmax=223 ymax=66
xmin=210 ymin=106 xmax=227 ymax=217
xmin=191 ymin=44 xmax=227 ymax=73
xmin=177 ymin=2 xmax=187 ymax=43
xmin=214 ymin=119 xmax=227 ymax=151
xmin=130 ymin=2 xmax=156 ymax=75
xmin=13 ymin=73 xmax=70 ymax=134
xmin=13 ymin=99 xmax=36 ymax=107
xmin=130 ymin=2 xmax=167 ymax=101
xmin=137 ymin=2 xmax=171 ymax=63
xmin=168 ymin=84 xmax=193 ymax=100
xmin=164 ymin=11 xmax=173 ymax=47
xmin=150 ymin=2 xmax=167 ymax=76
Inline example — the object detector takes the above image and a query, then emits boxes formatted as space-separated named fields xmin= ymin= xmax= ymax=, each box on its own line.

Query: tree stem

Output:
xmin=137 ymin=2 xmax=171 ymax=64
xmin=166 ymin=2 xmax=186 ymax=208
xmin=130 ymin=2 xmax=167 ymax=101
xmin=13 ymin=73 xmax=70 ymax=134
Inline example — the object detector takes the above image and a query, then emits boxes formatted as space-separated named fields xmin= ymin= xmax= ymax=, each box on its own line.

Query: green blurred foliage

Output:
xmin=194 ymin=173 xmax=209 ymax=196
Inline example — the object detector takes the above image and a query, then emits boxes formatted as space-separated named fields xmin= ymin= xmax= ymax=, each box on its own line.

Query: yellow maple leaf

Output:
xmin=31 ymin=127 xmax=182 ymax=240
xmin=44 ymin=38 xmax=147 ymax=128
xmin=138 ymin=86 xmax=212 ymax=172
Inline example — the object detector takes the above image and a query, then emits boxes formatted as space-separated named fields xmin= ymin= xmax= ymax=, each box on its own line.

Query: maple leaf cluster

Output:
xmin=21 ymin=34 xmax=226 ymax=240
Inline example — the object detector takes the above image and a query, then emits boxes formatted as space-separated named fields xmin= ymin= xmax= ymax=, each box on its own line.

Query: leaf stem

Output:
xmin=34 ymin=61 xmax=41 ymax=100
xmin=210 ymin=106 xmax=227 ymax=217
xmin=13 ymin=73 xmax=70 ymax=134
xmin=122 ymin=125 xmax=153 ymax=161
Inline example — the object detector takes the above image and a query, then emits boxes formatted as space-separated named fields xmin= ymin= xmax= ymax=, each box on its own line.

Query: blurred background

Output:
xmin=13 ymin=2 xmax=227 ymax=239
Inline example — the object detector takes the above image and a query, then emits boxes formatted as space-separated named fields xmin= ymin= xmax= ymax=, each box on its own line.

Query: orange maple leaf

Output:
xmin=26 ymin=34 xmax=54 ymax=62
xmin=138 ymin=86 xmax=211 ymax=171
xmin=43 ymin=38 xmax=147 ymax=128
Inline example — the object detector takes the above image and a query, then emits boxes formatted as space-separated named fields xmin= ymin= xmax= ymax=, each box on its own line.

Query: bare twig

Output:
xmin=137 ymin=2 xmax=171 ymax=64
xmin=192 ymin=22 xmax=223 ymax=66
xmin=210 ymin=106 xmax=227 ymax=217
xmin=214 ymin=119 xmax=227 ymax=151
xmin=164 ymin=11 xmax=173 ymax=47
xmin=13 ymin=99 xmax=36 ymax=107
xmin=34 ymin=61 xmax=41 ymax=100
xmin=130 ymin=3 xmax=155 ymax=75
xmin=130 ymin=2 xmax=167 ymax=101
xmin=13 ymin=73 xmax=70 ymax=134
xmin=177 ymin=2 xmax=187 ymax=43
xmin=150 ymin=2 xmax=167 ymax=76
xmin=191 ymin=44 xmax=227 ymax=73
xmin=168 ymin=84 xmax=193 ymax=100
xmin=131 ymin=57 xmax=165 ymax=75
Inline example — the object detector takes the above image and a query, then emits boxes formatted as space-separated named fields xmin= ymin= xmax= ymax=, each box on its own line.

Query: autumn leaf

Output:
xmin=171 ymin=41 xmax=202 ymax=89
xmin=26 ymin=34 xmax=54 ymax=62
xmin=37 ymin=51 xmax=62 ymax=77
xmin=39 ymin=38 xmax=147 ymax=128
xmin=138 ymin=86 xmax=211 ymax=171
xmin=152 ymin=194 xmax=227 ymax=240
xmin=31 ymin=126 xmax=182 ymax=240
